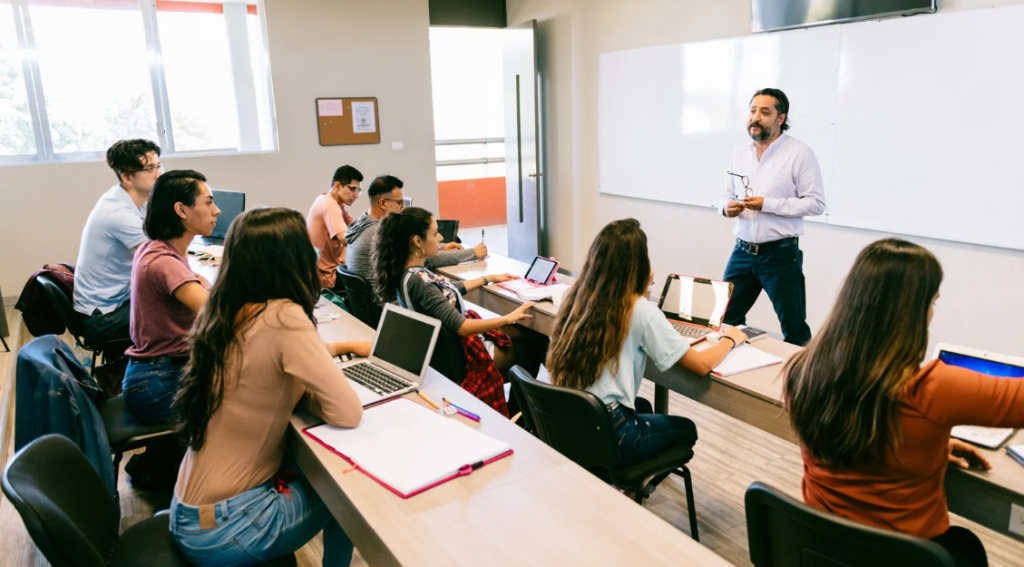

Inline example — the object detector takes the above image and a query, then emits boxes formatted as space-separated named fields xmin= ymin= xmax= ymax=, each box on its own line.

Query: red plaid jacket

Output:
xmin=460 ymin=310 xmax=510 ymax=417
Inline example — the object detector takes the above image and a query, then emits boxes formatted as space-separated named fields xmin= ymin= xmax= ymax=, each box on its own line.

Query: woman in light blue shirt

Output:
xmin=546 ymin=219 xmax=747 ymax=467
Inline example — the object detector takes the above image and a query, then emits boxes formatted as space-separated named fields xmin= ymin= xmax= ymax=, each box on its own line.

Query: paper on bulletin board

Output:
xmin=351 ymin=101 xmax=376 ymax=133
xmin=318 ymin=99 xmax=344 ymax=117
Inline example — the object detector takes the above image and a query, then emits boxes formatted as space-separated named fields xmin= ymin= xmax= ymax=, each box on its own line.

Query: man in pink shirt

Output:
xmin=307 ymin=165 xmax=362 ymax=289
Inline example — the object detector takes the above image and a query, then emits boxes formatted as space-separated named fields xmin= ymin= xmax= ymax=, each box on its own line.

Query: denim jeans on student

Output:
xmin=77 ymin=300 xmax=132 ymax=345
xmin=122 ymin=361 xmax=184 ymax=424
xmin=607 ymin=397 xmax=698 ymax=467
xmin=170 ymin=472 xmax=353 ymax=567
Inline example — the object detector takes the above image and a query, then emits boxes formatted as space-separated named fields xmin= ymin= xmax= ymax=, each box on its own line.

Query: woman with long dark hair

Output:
xmin=546 ymin=219 xmax=746 ymax=467
xmin=372 ymin=207 xmax=539 ymax=416
xmin=785 ymin=238 xmax=1024 ymax=567
xmin=170 ymin=208 xmax=368 ymax=567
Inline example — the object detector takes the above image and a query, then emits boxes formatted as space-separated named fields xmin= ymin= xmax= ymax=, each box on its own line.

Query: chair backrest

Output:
xmin=35 ymin=275 xmax=84 ymax=343
xmin=745 ymin=481 xmax=955 ymax=567
xmin=509 ymin=366 xmax=620 ymax=470
xmin=1 ymin=435 xmax=120 ymax=567
xmin=336 ymin=266 xmax=382 ymax=329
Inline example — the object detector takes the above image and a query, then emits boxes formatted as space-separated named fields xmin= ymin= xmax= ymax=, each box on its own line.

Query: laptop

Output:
xmin=657 ymin=274 xmax=734 ymax=345
xmin=496 ymin=256 xmax=561 ymax=294
xmin=336 ymin=303 xmax=442 ymax=407
xmin=436 ymin=219 xmax=460 ymax=245
xmin=201 ymin=189 xmax=245 ymax=245
xmin=933 ymin=343 xmax=1024 ymax=449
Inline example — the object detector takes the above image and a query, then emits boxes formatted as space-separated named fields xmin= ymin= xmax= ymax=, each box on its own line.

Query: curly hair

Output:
xmin=371 ymin=207 xmax=433 ymax=305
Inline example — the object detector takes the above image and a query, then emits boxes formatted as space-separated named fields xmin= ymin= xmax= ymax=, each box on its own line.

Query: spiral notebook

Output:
xmin=303 ymin=397 xmax=513 ymax=498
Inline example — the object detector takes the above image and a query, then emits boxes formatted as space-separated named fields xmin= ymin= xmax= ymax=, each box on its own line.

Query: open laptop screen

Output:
xmin=939 ymin=350 xmax=1024 ymax=378
xmin=659 ymin=276 xmax=732 ymax=329
xmin=436 ymin=220 xmax=459 ymax=244
xmin=373 ymin=308 xmax=436 ymax=377
xmin=211 ymin=190 xmax=245 ymax=239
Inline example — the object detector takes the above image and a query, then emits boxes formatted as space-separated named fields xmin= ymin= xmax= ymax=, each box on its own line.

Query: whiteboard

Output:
xmin=828 ymin=6 xmax=1024 ymax=250
xmin=598 ymin=4 xmax=1024 ymax=250
xmin=598 ymin=26 xmax=840 ymax=221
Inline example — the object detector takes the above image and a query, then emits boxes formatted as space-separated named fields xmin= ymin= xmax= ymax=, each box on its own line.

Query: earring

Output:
xmin=415 ymin=248 xmax=424 ymax=258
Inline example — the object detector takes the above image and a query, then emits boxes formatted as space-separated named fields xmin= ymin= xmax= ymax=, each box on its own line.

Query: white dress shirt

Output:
xmin=718 ymin=133 xmax=826 ymax=244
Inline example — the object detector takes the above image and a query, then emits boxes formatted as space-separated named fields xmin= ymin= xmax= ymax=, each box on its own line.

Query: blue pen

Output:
xmin=443 ymin=398 xmax=481 ymax=420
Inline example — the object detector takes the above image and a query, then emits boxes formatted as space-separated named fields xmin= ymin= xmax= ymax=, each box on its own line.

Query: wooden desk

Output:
xmin=438 ymin=254 xmax=1024 ymax=543
xmin=436 ymin=255 xmax=564 ymax=336
xmin=288 ymin=298 xmax=732 ymax=566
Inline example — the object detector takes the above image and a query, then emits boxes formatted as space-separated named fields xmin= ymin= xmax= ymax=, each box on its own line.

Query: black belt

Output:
xmin=129 ymin=355 xmax=188 ymax=366
xmin=735 ymin=237 xmax=798 ymax=256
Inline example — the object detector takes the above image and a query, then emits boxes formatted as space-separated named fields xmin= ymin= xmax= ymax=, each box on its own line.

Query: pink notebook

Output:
xmin=303 ymin=398 xmax=513 ymax=498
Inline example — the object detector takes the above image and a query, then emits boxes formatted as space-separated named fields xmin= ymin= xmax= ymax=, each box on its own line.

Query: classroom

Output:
xmin=1 ymin=0 xmax=1023 ymax=565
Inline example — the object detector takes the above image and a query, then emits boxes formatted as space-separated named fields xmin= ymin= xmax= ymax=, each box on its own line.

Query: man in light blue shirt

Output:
xmin=73 ymin=139 xmax=163 ymax=345
xmin=718 ymin=88 xmax=825 ymax=345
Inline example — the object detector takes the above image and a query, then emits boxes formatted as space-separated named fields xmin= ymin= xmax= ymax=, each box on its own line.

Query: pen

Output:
xmin=481 ymin=229 xmax=485 ymax=245
xmin=443 ymin=398 xmax=481 ymax=421
xmin=417 ymin=391 xmax=441 ymax=410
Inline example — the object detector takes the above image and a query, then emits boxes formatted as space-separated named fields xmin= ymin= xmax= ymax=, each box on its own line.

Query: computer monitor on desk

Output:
xmin=204 ymin=190 xmax=245 ymax=244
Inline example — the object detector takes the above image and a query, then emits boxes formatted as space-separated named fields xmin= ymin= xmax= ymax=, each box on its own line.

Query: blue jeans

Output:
xmin=77 ymin=300 xmax=132 ymax=346
xmin=170 ymin=471 xmax=353 ymax=567
xmin=723 ymin=241 xmax=811 ymax=346
xmin=123 ymin=361 xmax=183 ymax=424
xmin=608 ymin=397 xmax=698 ymax=467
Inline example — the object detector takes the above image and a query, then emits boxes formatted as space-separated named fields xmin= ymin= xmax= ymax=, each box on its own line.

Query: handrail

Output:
xmin=434 ymin=137 xmax=504 ymax=146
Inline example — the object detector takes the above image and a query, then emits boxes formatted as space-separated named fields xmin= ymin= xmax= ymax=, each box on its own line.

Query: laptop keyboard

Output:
xmin=342 ymin=362 xmax=412 ymax=395
xmin=671 ymin=323 xmax=713 ymax=340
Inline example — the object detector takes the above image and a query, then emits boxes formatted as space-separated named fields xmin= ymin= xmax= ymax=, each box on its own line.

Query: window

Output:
xmin=0 ymin=0 xmax=277 ymax=165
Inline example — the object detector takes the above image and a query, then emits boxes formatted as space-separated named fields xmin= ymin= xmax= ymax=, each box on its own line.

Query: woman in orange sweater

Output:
xmin=784 ymin=238 xmax=1024 ymax=567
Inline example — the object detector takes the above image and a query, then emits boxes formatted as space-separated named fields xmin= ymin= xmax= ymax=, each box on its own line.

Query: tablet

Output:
xmin=524 ymin=256 xmax=560 ymax=285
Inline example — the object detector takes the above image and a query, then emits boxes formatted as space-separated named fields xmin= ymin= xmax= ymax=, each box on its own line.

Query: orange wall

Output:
xmin=437 ymin=177 xmax=507 ymax=227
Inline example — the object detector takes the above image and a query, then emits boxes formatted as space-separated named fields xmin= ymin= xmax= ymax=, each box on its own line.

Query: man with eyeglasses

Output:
xmin=344 ymin=174 xmax=486 ymax=281
xmin=307 ymin=165 xmax=363 ymax=290
xmin=717 ymin=88 xmax=825 ymax=346
xmin=73 ymin=139 xmax=163 ymax=346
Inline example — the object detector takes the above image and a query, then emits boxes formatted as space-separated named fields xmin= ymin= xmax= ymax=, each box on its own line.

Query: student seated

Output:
xmin=372 ymin=207 xmax=539 ymax=416
xmin=123 ymin=170 xmax=218 ymax=424
xmin=171 ymin=208 xmax=368 ymax=567
xmin=545 ymin=219 xmax=746 ymax=467
xmin=345 ymin=174 xmax=485 ymax=281
xmin=307 ymin=165 xmax=362 ymax=291
xmin=73 ymin=139 xmax=163 ymax=345
xmin=785 ymin=238 xmax=1024 ymax=567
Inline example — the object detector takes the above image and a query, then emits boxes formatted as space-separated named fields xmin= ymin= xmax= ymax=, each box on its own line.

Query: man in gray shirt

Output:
xmin=345 ymin=175 xmax=487 ymax=280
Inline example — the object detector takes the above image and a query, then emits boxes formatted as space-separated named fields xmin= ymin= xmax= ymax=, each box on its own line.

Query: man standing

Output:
xmin=345 ymin=174 xmax=486 ymax=281
xmin=307 ymin=165 xmax=362 ymax=290
xmin=719 ymin=88 xmax=825 ymax=345
xmin=74 ymin=139 xmax=163 ymax=345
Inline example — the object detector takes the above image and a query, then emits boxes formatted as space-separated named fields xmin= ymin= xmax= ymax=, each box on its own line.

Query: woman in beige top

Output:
xmin=169 ymin=208 xmax=369 ymax=567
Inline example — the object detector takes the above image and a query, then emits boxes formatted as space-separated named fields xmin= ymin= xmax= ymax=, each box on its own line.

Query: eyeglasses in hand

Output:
xmin=727 ymin=171 xmax=754 ymax=201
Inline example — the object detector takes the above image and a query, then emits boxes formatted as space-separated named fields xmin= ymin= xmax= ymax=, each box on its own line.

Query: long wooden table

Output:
xmin=294 ymin=299 xmax=731 ymax=566
xmin=188 ymin=252 xmax=731 ymax=565
xmin=436 ymin=254 xmax=1024 ymax=543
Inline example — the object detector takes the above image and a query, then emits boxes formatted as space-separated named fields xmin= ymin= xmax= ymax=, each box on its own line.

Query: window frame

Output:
xmin=0 ymin=0 xmax=278 ymax=166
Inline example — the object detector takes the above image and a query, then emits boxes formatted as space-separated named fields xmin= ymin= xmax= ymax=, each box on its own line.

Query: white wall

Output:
xmin=0 ymin=0 xmax=439 ymax=302
xmin=509 ymin=0 xmax=1024 ymax=357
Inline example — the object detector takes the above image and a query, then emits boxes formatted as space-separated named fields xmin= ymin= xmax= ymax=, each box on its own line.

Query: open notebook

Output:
xmin=711 ymin=343 xmax=783 ymax=377
xmin=303 ymin=397 xmax=512 ymax=498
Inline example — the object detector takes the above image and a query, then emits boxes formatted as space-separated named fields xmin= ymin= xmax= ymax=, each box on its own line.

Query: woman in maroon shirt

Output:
xmin=785 ymin=238 xmax=1024 ymax=567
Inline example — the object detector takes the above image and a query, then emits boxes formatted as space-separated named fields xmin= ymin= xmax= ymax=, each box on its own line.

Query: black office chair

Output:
xmin=3 ymin=435 xmax=297 ymax=567
xmin=509 ymin=366 xmax=700 ymax=541
xmin=745 ymin=481 xmax=955 ymax=567
xmin=35 ymin=275 xmax=129 ymax=378
xmin=336 ymin=266 xmax=382 ymax=329
xmin=99 ymin=395 xmax=178 ymax=486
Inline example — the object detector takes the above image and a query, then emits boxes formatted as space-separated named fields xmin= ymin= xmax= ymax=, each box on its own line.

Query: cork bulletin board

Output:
xmin=316 ymin=97 xmax=380 ymax=146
